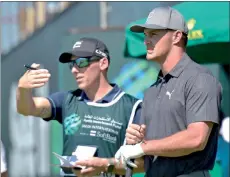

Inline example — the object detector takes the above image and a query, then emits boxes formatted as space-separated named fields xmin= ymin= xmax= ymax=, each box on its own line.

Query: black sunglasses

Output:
xmin=68 ymin=56 xmax=102 ymax=69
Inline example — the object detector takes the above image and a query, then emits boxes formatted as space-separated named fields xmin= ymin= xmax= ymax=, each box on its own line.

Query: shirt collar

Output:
xmin=78 ymin=83 xmax=121 ymax=103
xmin=157 ymin=52 xmax=191 ymax=81
xmin=169 ymin=53 xmax=191 ymax=78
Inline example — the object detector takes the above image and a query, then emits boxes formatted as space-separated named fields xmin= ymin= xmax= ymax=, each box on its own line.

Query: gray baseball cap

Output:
xmin=130 ymin=6 xmax=188 ymax=34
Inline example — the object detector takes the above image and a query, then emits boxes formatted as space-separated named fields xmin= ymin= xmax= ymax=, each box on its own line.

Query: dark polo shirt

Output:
xmin=141 ymin=53 xmax=222 ymax=177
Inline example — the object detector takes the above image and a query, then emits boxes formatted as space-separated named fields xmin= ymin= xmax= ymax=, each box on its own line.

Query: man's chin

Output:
xmin=146 ymin=54 xmax=156 ymax=61
xmin=76 ymin=82 xmax=85 ymax=90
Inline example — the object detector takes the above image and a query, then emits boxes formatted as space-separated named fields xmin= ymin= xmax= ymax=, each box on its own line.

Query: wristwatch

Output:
xmin=107 ymin=158 xmax=115 ymax=173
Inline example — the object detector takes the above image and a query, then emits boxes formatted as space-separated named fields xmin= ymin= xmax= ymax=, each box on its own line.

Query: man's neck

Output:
xmin=160 ymin=48 xmax=184 ymax=76
xmin=84 ymin=79 xmax=113 ymax=102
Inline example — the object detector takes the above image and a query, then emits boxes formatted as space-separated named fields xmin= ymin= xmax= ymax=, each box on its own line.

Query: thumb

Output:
xmin=141 ymin=124 xmax=146 ymax=129
xmin=140 ymin=124 xmax=146 ymax=136
xmin=31 ymin=63 xmax=40 ymax=69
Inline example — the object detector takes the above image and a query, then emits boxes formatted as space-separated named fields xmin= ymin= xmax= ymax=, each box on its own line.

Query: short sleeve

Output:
xmin=133 ymin=102 xmax=143 ymax=124
xmin=140 ymin=96 xmax=147 ymax=125
xmin=44 ymin=91 xmax=68 ymax=124
xmin=185 ymin=73 xmax=222 ymax=125
xmin=1 ymin=141 xmax=7 ymax=173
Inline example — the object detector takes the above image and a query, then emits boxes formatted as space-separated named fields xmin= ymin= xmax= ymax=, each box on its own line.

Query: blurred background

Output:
xmin=1 ymin=1 xmax=229 ymax=177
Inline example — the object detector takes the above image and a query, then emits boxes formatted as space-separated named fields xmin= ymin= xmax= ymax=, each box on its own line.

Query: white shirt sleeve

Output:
xmin=1 ymin=141 xmax=7 ymax=173
xmin=220 ymin=117 xmax=230 ymax=143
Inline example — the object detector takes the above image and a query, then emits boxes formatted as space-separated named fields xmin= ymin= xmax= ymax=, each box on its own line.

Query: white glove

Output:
xmin=115 ymin=143 xmax=145 ymax=168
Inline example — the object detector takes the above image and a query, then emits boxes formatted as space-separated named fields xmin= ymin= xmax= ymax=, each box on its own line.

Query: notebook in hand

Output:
xmin=51 ymin=145 xmax=98 ymax=169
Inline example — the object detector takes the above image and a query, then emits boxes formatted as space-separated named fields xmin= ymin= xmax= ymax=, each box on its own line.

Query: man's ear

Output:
xmin=100 ymin=58 xmax=109 ymax=70
xmin=172 ymin=30 xmax=183 ymax=45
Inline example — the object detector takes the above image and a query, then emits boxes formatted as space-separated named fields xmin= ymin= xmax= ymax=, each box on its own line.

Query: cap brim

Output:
xmin=59 ymin=51 xmax=93 ymax=63
xmin=130 ymin=24 xmax=167 ymax=33
xmin=59 ymin=52 xmax=72 ymax=63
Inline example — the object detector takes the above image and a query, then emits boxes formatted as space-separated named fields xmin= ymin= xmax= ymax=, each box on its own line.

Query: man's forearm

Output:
xmin=141 ymin=129 xmax=204 ymax=157
xmin=16 ymin=87 xmax=35 ymax=116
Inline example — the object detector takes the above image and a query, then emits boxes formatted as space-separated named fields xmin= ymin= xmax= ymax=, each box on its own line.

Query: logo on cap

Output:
xmin=146 ymin=11 xmax=155 ymax=23
xmin=95 ymin=49 xmax=107 ymax=57
xmin=73 ymin=41 xmax=83 ymax=49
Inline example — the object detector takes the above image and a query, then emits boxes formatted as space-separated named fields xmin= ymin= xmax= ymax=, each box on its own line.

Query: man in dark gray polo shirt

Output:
xmin=115 ymin=6 xmax=222 ymax=177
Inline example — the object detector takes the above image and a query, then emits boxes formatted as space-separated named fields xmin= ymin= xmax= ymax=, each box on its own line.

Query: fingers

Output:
xmin=31 ymin=63 xmax=40 ymax=69
xmin=126 ymin=124 xmax=146 ymax=144
xmin=28 ymin=69 xmax=50 ymax=81
xmin=29 ymin=69 xmax=49 ymax=75
xmin=126 ymin=160 xmax=138 ymax=168
xmin=29 ymin=75 xmax=50 ymax=82
xmin=129 ymin=124 xmax=142 ymax=131
xmin=115 ymin=148 xmax=138 ymax=169
xmin=141 ymin=124 xmax=146 ymax=128
xmin=30 ymin=83 xmax=47 ymax=88
xmin=120 ymin=155 xmax=125 ymax=168
xmin=75 ymin=158 xmax=97 ymax=168
xmin=115 ymin=149 xmax=127 ymax=168
xmin=32 ymin=73 xmax=50 ymax=79
xmin=115 ymin=148 xmax=121 ymax=161
xmin=30 ymin=78 xmax=49 ymax=84
xmin=126 ymin=134 xmax=142 ymax=145
xmin=140 ymin=124 xmax=146 ymax=134
xmin=75 ymin=160 xmax=89 ymax=167
xmin=19 ymin=63 xmax=50 ymax=89
xmin=26 ymin=68 xmax=50 ymax=88
xmin=126 ymin=125 xmax=141 ymax=137
xmin=72 ymin=168 xmax=83 ymax=177
xmin=120 ymin=154 xmax=137 ymax=169
xmin=74 ymin=165 xmax=101 ymax=176
xmin=127 ymin=124 xmax=146 ymax=136
xmin=27 ymin=76 xmax=50 ymax=88
xmin=80 ymin=167 xmax=95 ymax=175
xmin=139 ymin=124 xmax=146 ymax=137
xmin=121 ymin=154 xmax=137 ymax=169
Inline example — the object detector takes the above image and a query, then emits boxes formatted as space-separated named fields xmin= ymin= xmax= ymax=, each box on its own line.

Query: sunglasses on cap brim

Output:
xmin=68 ymin=56 xmax=102 ymax=69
